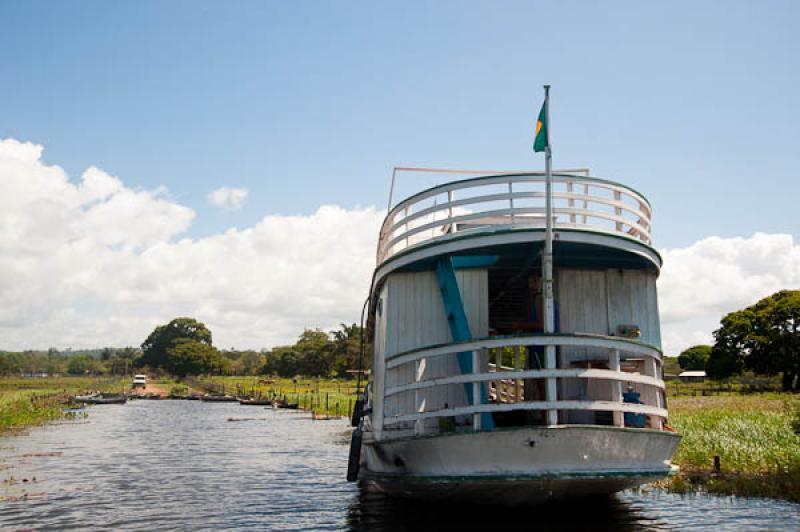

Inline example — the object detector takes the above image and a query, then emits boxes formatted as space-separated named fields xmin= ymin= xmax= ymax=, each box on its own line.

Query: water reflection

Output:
xmin=347 ymin=486 xmax=662 ymax=531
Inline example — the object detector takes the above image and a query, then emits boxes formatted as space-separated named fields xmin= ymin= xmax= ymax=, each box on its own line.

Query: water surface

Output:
xmin=0 ymin=400 xmax=797 ymax=530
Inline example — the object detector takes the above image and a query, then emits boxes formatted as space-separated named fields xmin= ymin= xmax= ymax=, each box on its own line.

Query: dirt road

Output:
xmin=129 ymin=381 xmax=169 ymax=397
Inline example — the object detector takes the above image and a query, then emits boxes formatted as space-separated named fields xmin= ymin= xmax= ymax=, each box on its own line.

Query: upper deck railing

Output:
xmin=378 ymin=171 xmax=653 ymax=265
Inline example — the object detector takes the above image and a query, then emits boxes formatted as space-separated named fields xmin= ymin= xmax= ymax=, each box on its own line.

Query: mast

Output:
xmin=542 ymin=85 xmax=558 ymax=425
xmin=543 ymin=85 xmax=554 ymax=337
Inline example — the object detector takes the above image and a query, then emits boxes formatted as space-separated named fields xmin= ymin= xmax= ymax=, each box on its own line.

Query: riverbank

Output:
xmin=194 ymin=376 xmax=359 ymax=418
xmin=660 ymin=393 xmax=800 ymax=502
xmin=1 ymin=377 xmax=139 ymax=432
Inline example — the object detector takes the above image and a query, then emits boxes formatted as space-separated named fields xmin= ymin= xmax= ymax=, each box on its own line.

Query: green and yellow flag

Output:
xmin=533 ymin=101 xmax=548 ymax=152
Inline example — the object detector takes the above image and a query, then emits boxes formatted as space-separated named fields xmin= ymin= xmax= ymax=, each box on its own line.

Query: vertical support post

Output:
xmin=582 ymin=184 xmax=589 ymax=224
xmin=404 ymin=206 xmax=410 ymax=249
xmin=495 ymin=348 xmax=503 ymax=401
xmin=387 ymin=168 xmax=397 ymax=212
xmin=435 ymin=257 xmax=495 ymax=430
xmin=472 ymin=350 xmax=481 ymax=431
xmin=447 ymin=190 xmax=453 ymax=225
xmin=373 ymin=355 xmax=385 ymax=439
xmin=567 ymin=181 xmax=576 ymax=223
xmin=508 ymin=181 xmax=515 ymax=226
xmin=644 ymin=356 xmax=660 ymax=429
xmin=609 ymin=349 xmax=623 ymax=427
xmin=542 ymin=84 xmax=558 ymax=426
xmin=514 ymin=346 xmax=522 ymax=402
xmin=614 ymin=190 xmax=623 ymax=233
xmin=415 ymin=358 xmax=426 ymax=435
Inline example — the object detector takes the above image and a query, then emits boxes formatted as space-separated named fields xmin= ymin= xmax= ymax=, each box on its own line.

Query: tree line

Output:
xmin=137 ymin=317 xmax=365 ymax=378
xmin=676 ymin=289 xmax=799 ymax=391
xmin=0 ymin=347 xmax=139 ymax=376
xmin=0 ymin=318 xmax=366 ymax=379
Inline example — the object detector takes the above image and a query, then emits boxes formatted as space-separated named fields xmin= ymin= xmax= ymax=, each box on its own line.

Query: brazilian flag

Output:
xmin=533 ymin=102 xmax=548 ymax=152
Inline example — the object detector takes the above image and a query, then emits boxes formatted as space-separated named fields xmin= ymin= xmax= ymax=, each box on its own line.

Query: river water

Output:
xmin=0 ymin=400 xmax=797 ymax=531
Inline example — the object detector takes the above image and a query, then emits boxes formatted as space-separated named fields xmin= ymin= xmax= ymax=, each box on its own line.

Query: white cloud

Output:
xmin=658 ymin=233 xmax=800 ymax=356
xmin=207 ymin=186 xmax=249 ymax=211
xmin=0 ymin=138 xmax=383 ymax=350
xmin=2 ymin=136 xmax=797 ymax=357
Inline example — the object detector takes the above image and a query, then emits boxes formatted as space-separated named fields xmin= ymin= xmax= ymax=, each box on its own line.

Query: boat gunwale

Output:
xmin=363 ymin=423 xmax=682 ymax=446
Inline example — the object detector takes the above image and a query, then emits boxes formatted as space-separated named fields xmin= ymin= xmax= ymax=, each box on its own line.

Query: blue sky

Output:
xmin=1 ymin=1 xmax=799 ymax=351
xmin=2 ymin=1 xmax=799 ymax=248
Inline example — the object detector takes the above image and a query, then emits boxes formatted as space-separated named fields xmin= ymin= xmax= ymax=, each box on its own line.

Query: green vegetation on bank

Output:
xmin=661 ymin=393 xmax=800 ymax=502
xmin=704 ymin=290 xmax=799 ymax=390
xmin=0 ymin=377 xmax=126 ymax=432
xmin=194 ymin=376 xmax=360 ymax=418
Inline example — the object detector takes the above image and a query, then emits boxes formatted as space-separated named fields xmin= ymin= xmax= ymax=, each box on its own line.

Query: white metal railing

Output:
xmin=377 ymin=173 xmax=653 ymax=264
xmin=380 ymin=333 xmax=666 ymax=433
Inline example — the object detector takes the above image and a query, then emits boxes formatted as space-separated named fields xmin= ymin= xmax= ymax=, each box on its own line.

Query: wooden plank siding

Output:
xmin=557 ymin=267 xmax=662 ymax=424
xmin=380 ymin=269 xmax=488 ymax=434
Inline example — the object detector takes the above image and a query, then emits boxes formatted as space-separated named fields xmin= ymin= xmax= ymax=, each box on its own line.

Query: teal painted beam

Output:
xmin=435 ymin=257 xmax=495 ymax=430
xmin=451 ymin=255 xmax=499 ymax=269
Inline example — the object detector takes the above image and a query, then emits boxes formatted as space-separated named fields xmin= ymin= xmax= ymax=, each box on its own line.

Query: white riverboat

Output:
xmin=348 ymin=167 xmax=681 ymax=504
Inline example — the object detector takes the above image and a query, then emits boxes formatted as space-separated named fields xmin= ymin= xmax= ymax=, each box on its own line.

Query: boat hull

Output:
xmin=360 ymin=425 xmax=680 ymax=504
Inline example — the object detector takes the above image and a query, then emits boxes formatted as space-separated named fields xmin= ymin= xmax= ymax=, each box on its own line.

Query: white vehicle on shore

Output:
xmin=132 ymin=374 xmax=147 ymax=389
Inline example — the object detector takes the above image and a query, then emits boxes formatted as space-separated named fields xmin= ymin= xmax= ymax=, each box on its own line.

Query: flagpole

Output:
xmin=542 ymin=84 xmax=558 ymax=425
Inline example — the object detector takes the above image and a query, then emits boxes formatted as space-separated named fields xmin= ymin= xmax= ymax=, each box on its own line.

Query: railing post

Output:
xmin=609 ymin=349 xmax=623 ymax=427
xmin=514 ymin=346 xmax=522 ymax=402
xmin=404 ymin=206 xmax=410 ymax=250
xmin=567 ymin=181 xmax=576 ymax=223
xmin=508 ymin=181 xmax=515 ymax=226
xmin=644 ymin=356 xmax=660 ymax=429
xmin=582 ymin=183 xmax=589 ymax=224
xmin=448 ymin=190 xmax=455 ymax=233
xmin=495 ymin=347 xmax=503 ymax=401
xmin=614 ymin=190 xmax=623 ymax=233
xmin=545 ymin=343 xmax=558 ymax=425
xmin=472 ymin=350 xmax=481 ymax=431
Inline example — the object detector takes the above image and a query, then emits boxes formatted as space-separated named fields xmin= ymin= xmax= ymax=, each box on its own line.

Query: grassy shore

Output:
xmin=661 ymin=393 xmax=800 ymax=502
xmin=0 ymin=377 xmax=127 ymax=432
xmin=195 ymin=376 xmax=360 ymax=418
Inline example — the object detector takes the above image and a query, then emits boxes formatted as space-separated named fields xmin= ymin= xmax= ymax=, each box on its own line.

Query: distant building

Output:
xmin=678 ymin=370 xmax=706 ymax=383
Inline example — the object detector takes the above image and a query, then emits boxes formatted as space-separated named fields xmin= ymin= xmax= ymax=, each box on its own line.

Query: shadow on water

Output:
xmin=347 ymin=483 xmax=662 ymax=532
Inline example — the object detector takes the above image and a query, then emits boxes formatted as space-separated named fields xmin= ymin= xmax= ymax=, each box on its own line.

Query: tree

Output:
xmin=677 ymin=345 xmax=711 ymax=371
xmin=712 ymin=290 xmax=800 ymax=390
xmin=67 ymin=355 xmax=92 ymax=375
xmin=331 ymin=323 xmax=364 ymax=378
xmin=165 ymin=338 xmax=224 ymax=377
xmin=705 ymin=345 xmax=742 ymax=380
xmin=139 ymin=317 xmax=213 ymax=370
xmin=294 ymin=329 xmax=335 ymax=376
